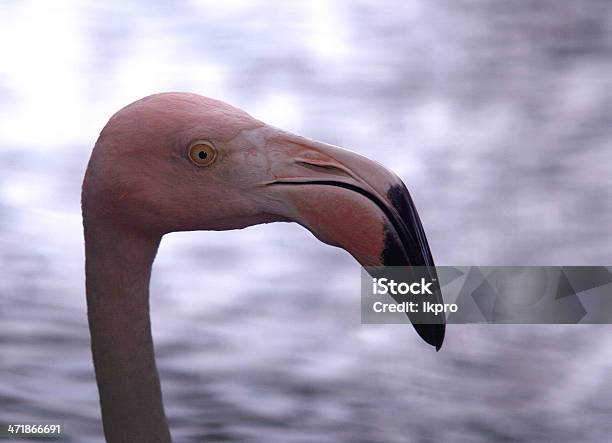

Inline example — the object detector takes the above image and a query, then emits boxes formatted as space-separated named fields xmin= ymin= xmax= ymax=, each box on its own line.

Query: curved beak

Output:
xmin=262 ymin=130 xmax=445 ymax=350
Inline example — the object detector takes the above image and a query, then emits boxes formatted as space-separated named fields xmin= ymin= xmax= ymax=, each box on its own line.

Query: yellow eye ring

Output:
xmin=188 ymin=140 xmax=217 ymax=167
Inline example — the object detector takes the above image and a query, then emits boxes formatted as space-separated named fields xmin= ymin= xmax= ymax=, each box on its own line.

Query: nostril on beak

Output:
xmin=295 ymin=159 xmax=356 ymax=181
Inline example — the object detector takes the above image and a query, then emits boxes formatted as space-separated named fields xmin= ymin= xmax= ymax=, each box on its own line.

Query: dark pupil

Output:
xmin=198 ymin=150 xmax=208 ymax=160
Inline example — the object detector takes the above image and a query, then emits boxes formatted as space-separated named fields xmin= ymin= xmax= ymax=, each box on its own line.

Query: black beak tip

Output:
xmin=383 ymin=183 xmax=446 ymax=352
xmin=414 ymin=323 xmax=445 ymax=351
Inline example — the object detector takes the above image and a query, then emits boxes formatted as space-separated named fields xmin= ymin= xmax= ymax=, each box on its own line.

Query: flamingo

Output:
xmin=82 ymin=92 xmax=444 ymax=442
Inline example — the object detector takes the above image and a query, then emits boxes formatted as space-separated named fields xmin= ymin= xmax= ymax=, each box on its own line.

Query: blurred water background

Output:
xmin=1 ymin=1 xmax=612 ymax=441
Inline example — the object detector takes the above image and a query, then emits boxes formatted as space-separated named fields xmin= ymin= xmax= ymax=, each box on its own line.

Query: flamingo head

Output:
xmin=82 ymin=92 xmax=444 ymax=349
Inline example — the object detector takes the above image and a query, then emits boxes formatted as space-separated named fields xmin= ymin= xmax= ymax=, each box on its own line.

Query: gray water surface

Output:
xmin=1 ymin=1 xmax=612 ymax=442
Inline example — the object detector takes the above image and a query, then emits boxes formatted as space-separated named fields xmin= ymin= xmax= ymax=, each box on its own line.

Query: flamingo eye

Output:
xmin=188 ymin=141 xmax=217 ymax=166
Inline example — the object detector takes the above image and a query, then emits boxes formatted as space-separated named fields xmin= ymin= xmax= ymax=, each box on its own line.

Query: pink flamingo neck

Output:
xmin=84 ymin=222 xmax=171 ymax=443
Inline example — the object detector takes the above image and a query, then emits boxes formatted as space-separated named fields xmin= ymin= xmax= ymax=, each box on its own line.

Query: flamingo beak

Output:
xmin=265 ymin=133 xmax=445 ymax=350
